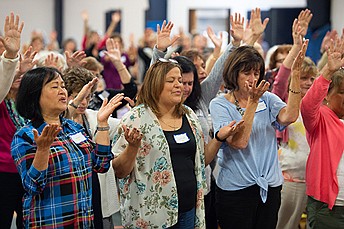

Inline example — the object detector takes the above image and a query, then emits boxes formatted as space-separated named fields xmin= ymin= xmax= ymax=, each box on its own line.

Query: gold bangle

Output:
xmin=288 ymin=88 xmax=301 ymax=94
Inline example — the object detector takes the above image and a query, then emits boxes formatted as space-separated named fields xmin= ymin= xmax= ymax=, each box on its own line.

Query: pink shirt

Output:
xmin=272 ymin=64 xmax=291 ymax=143
xmin=301 ymin=75 xmax=344 ymax=209
xmin=0 ymin=101 xmax=18 ymax=173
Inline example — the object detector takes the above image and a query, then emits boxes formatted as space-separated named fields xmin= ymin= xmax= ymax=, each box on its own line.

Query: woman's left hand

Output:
xmin=291 ymin=39 xmax=309 ymax=75
xmin=97 ymin=93 xmax=124 ymax=123
xmin=217 ymin=120 xmax=245 ymax=142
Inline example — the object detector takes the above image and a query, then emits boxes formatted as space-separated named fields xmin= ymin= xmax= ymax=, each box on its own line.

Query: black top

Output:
xmin=88 ymin=78 xmax=137 ymax=118
xmin=163 ymin=115 xmax=197 ymax=212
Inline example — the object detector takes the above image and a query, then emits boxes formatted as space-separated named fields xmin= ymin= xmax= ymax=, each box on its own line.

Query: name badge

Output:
xmin=99 ymin=90 xmax=110 ymax=100
xmin=256 ymin=101 xmax=267 ymax=113
xmin=173 ymin=133 xmax=190 ymax=144
xmin=70 ymin=132 xmax=87 ymax=144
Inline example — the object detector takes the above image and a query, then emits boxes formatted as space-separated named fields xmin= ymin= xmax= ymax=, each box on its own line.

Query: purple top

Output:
xmin=101 ymin=52 xmax=133 ymax=90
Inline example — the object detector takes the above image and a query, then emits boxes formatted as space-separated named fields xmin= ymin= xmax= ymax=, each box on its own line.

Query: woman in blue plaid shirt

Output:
xmin=11 ymin=67 xmax=122 ymax=228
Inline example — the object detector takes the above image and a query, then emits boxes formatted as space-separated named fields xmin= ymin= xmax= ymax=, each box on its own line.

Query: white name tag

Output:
xmin=256 ymin=101 xmax=267 ymax=113
xmin=99 ymin=90 xmax=110 ymax=101
xmin=173 ymin=133 xmax=190 ymax=144
xmin=70 ymin=132 xmax=87 ymax=144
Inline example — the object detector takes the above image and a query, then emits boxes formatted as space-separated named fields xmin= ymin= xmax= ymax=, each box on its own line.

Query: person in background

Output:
xmin=209 ymin=35 xmax=308 ymax=228
xmin=112 ymin=59 xmax=243 ymax=228
xmin=0 ymin=12 xmax=25 ymax=229
xmin=272 ymin=12 xmax=317 ymax=229
xmin=301 ymin=37 xmax=344 ymax=229
xmin=100 ymin=33 xmax=135 ymax=90
xmin=11 ymin=67 xmax=117 ymax=228
xmin=63 ymin=66 xmax=122 ymax=229
xmin=86 ymin=39 xmax=137 ymax=118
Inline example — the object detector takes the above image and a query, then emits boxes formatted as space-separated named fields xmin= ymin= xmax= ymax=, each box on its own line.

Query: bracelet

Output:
xmin=288 ymin=88 xmax=301 ymax=94
xmin=97 ymin=126 xmax=110 ymax=131
xmin=68 ymin=100 xmax=78 ymax=109
xmin=215 ymin=131 xmax=226 ymax=142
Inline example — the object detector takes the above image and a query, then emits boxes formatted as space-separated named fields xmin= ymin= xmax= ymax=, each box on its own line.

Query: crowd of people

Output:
xmin=0 ymin=6 xmax=343 ymax=229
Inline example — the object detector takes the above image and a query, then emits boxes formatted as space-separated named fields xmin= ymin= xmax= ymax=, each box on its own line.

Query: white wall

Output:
xmin=167 ymin=0 xmax=307 ymax=35
xmin=1 ymin=0 xmax=344 ymax=51
xmin=63 ymin=0 xmax=148 ymax=49
xmin=0 ymin=0 xmax=148 ymax=50
xmin=0 ymin=0 xmax=54 ymax=47
xmin=332 ymin=0 xmax=344 ymax=33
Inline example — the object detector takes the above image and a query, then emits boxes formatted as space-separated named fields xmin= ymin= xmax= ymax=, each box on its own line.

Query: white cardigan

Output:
xmin=85 ymin=109 xmax=121 ymax=217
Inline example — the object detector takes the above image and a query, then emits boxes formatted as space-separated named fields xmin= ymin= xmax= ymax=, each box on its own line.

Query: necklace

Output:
xmin=232 ymin=92 xmax=245 ymax=116
xmin=159 ymin=118 xmax=177 ymax=130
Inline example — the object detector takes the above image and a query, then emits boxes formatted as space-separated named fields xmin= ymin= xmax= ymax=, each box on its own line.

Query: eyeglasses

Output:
xmin=158 ymin=57 xmax=178 ymax=64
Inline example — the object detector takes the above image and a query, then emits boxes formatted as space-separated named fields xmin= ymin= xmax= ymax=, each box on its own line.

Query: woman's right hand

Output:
xmin=33 ymin=124 xmax=61 ymax=151
xmin=156 ymin=20 xmax=179 ymax=51
xmin=246 ymin=79 xmax=270 ymax=103
xmin=122 ymin=125 xmax=143 ymax=148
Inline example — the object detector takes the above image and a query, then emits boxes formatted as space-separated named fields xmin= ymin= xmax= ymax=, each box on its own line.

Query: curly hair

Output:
xmin=62 ymin=66 xmax=96 ymax=96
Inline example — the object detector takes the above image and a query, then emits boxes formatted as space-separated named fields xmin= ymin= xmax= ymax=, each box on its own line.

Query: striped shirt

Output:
xmin=11 ymin=118 xmax=113 ymax=228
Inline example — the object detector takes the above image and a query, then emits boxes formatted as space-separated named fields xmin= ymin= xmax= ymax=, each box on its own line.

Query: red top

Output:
xmin=0 ymin=101 xmax=18 ymax=173
xmin=301 ymin=75 xmax=344 ymax=209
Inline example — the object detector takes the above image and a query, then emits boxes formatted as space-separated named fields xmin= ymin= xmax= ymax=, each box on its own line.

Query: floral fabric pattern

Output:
xmin=112 ymin=104 xmax=206 ymax=228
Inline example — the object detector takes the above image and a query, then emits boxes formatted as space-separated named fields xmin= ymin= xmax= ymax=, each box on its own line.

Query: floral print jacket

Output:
xmin=112 ymin=104 xmax=206 ymax=228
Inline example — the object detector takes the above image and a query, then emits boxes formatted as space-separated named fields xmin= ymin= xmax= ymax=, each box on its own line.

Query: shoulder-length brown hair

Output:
xmin=136 ymin=61 xmax=188 ymax=117
xmin=223 ymin=46 xmax=265 ymax=91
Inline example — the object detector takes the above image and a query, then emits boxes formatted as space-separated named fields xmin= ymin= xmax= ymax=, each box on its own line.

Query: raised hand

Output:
xmin=104 ymin=38 xmax=122 ymax=65
xmin=246 ymin=79 xmax=270 ymax=102
xmin=33 ymin=124 xmax=61 ymax=151
xmin=122 ymin=125 xmax=143 ymax=148
xmin=207 ymin=26 xmax=222 ymax=57
xmin=326 ymin=36 xmax=344 ymax=73
xmin=65 ymin=50 xmax=86 ymax=67
xmin=245 ymin=8 xmax=269 ymax=45
xmin=298 ymin=9 xmax=313 ymax=37
xmin=44 ymin=53 xmax=61 ymax=70
xmin=112 ymin=11 xmax=121 ymax=24
xmin=291 ymin=39 xmax=309 ymax=74
xmin=230 ymin=13 xmax=245 ymax=45
xmin=292 ymin=19 xmax=303 ymax=48
xmin=0 ymin=12 xmax=24 ymax=59
xmin=320 ymin=30 xmax=338 ymax=54
xmin=18 ymin=46 xmax=38 ymax=75
xmin=97 ymin=93 xmax=124 ymax=123
xmin=156 ymin=20 xmax=180 ymax=51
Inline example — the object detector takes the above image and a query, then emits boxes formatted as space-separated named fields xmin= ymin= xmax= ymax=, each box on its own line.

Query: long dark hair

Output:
xmin=173 ymin=56 xmax=201 ymax=111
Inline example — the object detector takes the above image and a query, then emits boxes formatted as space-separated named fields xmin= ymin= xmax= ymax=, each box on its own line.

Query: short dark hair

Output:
xmin=223 ymin=46 xmax=265 ymax=91
xmin=16 ymin=67 xmax=62 ymax=121
xmin=173 ymin=56 xmax=201 ymax=111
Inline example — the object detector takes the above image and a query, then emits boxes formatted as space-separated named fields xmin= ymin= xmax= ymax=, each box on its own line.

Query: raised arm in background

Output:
xmin=0 ymin=12 xmax=24 ymax=102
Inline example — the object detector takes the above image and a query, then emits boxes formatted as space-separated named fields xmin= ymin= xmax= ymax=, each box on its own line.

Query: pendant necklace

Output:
xmin=159 ymin=118 xmax=177 ymax=131
xmin=232 ymin=92 xmax=245 ymax=116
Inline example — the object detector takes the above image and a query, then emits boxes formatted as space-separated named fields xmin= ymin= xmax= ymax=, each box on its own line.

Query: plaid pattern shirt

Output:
xmin=11 ymin=118 xmax=113 ymax=228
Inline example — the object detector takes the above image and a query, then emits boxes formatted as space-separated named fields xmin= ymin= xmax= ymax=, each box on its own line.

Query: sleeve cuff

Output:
xmin=28 ymin=165 xmax=47 ymax=182
xmin=96 ymin=144 xmax=113 ymax=157
xmin=1 ymin=51 xmax=19 ymax=62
